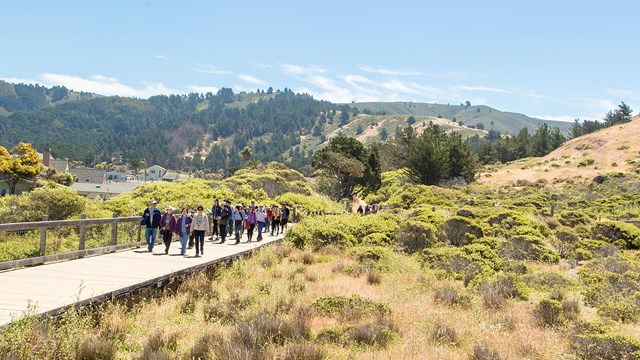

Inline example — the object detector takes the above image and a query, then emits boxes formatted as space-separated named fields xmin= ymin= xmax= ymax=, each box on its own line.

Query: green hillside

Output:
xmin=349 ymin=101 xmax=572 ymax=135
xmin=0 ymin=80 xmax=98 ymax=114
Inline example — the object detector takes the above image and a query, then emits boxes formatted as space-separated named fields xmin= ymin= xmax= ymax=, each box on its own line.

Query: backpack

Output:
xmin=220 ymin=206 xmax=230 ymax=220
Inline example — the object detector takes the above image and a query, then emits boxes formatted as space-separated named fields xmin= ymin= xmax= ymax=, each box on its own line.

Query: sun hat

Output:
xmin=150 ymin=199 xmax=157 ymax=205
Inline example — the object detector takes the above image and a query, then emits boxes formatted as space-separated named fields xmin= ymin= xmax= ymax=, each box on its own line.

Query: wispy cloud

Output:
xmin=606 ymin=88 xmax=640 ymax=101
xmin=39 ymin=73 xmax=181 ymax=98
xmin=531 ymin=114 xmax=580 ymax=122
xmin=359 ymin=65 xmax=423 ymax=76
xmin=155 ymin=54 xmax=171 ymax=60
xmin=281 ymin=64 xmax=328 ymax=75
xmin=237 ymin=74 xmax=267 ymax=86
xmin=0 ymin=76 xmax=41 ymax=85
xmin=453 ymin=85 xmax=512 ymax=94
xmin=193 ymin=63 xmax=229 ymax=75
xmin=186 ymin=85 xmax=219 ymax=94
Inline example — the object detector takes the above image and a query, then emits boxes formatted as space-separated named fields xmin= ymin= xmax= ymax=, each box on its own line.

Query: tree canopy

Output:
xmin=312 ymin=137 xmax=381 ymax=200
xmin=0 ymin=142 xmax=44 ymax=194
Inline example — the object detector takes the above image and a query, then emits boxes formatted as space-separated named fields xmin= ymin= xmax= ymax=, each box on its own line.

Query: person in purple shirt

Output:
xmin=173 ymin=208 xmax=192 ymax=256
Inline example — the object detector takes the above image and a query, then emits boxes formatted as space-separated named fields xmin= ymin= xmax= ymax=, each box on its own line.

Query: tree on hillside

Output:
xmin=604 ymin=102 xmax=633 ymax=126
xmin=339 ymin=110 xmax=350 ymax=127
xmin=407 ymin=116 xmax=416 ymax=125
xmin=405 ymin=127 xmax=450 ymax=185
xmin=379 ymin=127 xmax=389 ymax=141
xmin=466 ymin=101 xmax=472 ymax=107
xmin=241 ymin=146 xmax=252 ymax=162
xmin=312 ymin=137 xmax=381 ymax=200
xmin=0 ymin=142 xmax=44 ymax=194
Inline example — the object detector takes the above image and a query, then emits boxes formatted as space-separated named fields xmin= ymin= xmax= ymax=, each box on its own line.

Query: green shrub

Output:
xmin=478 ymin=273 xmax=529 ymax=309
xmin=311 ymin=295 xmax=391 ymax=321
xmin=350 ymin=246 xmax=392 ymax=263
xmin=597 ymin=300 xmax=640 ymax=323
xmin=572 ymin=332 xmax=640 ymax=360
xmin=501 ymin=235 xmax=560 ymax=263
xmin=558 ymin=210 xmax=594 ymax=227
xmin=423 ymin=244 xmax=503 ymax=285
xmin=523 ymin=271 xmax=575 ymax=291
xmin=349 ymin=319 xmax=398 ymax=348
xmin=535 ymin=299 xmax=563 ymax=327
xmin=433 ymin=285 xmax=472 ymax=307
xmin=576 ymin=239 xmax=618 ymax=258
xmin=442 ymin=216 xmax=484 ymax=247
xmin=397 ymin=220 xmax=438 ymax=253
xmin=486 ymin=210 xmax=551 ymax=238
xmin=361 ymin=232 xmax=392 ymax=246
xmin=593 ymin=221 xmax=640 ymax=249
xmin=0 ymin=187 xmax=86 ymax=223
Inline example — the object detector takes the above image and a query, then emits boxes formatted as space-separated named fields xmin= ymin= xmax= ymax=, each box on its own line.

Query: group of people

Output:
xmin=140 ymin=199 xmax=295 ymax=257
xmin=356 ymin=203 xmax=381 ymax=216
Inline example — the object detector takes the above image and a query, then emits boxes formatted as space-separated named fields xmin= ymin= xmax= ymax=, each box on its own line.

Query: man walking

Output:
xmin=141 ymin=199 xmax=162 ymax=252
xmin=210 ymin=199 xmax=221 ymax=241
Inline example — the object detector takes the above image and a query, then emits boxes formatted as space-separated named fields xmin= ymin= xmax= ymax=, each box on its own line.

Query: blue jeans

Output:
xmin=257 ymin=221 xmax=265 ymax=240
xmin=234 ymin=220 xmax=242 ymax=241
xmin=145 ymin=227 xmax=158 ymax=251
xmin=179 ymin=234 xmax=188 ymax=255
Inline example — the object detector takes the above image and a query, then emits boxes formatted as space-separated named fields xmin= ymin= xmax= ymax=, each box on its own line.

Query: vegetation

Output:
xmin=0 ymin=142 xmax=44 ymax=194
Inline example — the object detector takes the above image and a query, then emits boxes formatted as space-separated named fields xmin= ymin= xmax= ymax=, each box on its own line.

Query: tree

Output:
xmin=407 ymin=116 xmax=416 ymax=125
xmin=465 ymin=101 xmax=472 ymax=107
xmin=604 ymin=101 xmax=633 ymax=126
xmin=240 ymin=146 xmax=252 ymax=162
xmin=476 ymin=122 xmax=485 ymax=130
xmin=405 ymin=127 xmax=449 ymax=185
xmin=312 ymin=137 xmax=381 ymax=200
xmin=339 ymin=110 xmax=350 ymax=127
xmin=379 ymin=127 xmax=389 ymax=141
xmin=0 ymin=142 xmax=44 ymax=194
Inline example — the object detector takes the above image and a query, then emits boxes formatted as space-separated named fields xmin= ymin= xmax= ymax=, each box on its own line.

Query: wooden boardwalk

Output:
xmin=0 ymin=230 xmax=287 ymax=326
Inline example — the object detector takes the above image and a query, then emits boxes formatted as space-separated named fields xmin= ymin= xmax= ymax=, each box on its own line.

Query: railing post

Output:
xmin=111 ymin=213 xmax=118 ymax=246
xmin=78 ymin=214 xmax=87 ymax=250
xmin=39 ymin=215 xmax=48 ymax=255
xmin=137 ymin=224 xmax=142 ymax=245
xmin=550 ymin=204 xmax=556 ymax=217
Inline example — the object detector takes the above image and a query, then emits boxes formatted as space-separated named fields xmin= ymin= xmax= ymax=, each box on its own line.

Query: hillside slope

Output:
xmin=479 ymin=115 xmax=640 ymax=185
xmin=350 ymin=101 xmax=572 ymax=135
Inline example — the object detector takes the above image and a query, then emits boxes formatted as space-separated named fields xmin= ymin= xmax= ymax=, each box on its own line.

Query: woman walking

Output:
xmin=191 ymin=206 xmax=209 ymax=257
xmin=232 ymin=205 xmax=244 ymax=244
xmin=245 ymin=205 xmax=257 ymax=242
xmin=174 ymin=208 xmax=192 ymax=256
xmin=270 ymin=204 xmax=281 ymax=236
xmin=160 ymin=206 xmax=176 ymax=254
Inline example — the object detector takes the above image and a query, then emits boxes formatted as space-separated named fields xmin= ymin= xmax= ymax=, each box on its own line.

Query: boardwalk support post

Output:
xmin=39 ymin=215 xmax=48 ymax=256
xmin=111 ymin=213 xmax=118 ymax=246
xmin=78 ymin=214 xmax=87 ymax=251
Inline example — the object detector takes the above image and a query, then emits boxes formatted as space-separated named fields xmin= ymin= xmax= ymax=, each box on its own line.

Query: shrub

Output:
xmin=535 ymin=299 xmax=563 ymax=327
xmin=433 ymin=285 xmax=472 ymax=307
xmin=350 ymin=246 xmax=392 ymax=263
xmin=558 ymin=210 xmax=593 ymax=227
xmin=367 ymin=270 xmax=382 ymax=285
xmin=576 ymin=239 xmax=618 ymax=258
xmin=522 ymin=271 xmax=574 ymax=291
xmin=593 ymin=221 xmax=640 ymax=249
xmin=472 ymin=345 xmax=501 ymax=360
xmin=431 ymin=321 xmax=458 ymax=345
xmin=348 ymin=318 xmax=397 ymax=348
xmin=478 ymin=274 xmax=529 ymax=309
xmin=562 ymin=298 xmax=581 ymax=322
xmin=501 ymin=235 xmax=560 ymax=263
xmin=0 ymin=187 xmax=86 ymax=223
xmin=361 ymin=232 xmax=392 ymax=246
xmin=423 ymin=244 xmax=503 ymax=285
xmin=311 ymin=295 xmax=391 ymax=321
xmin=597 ymin=300 xmax=640 ymax=323
xmin=442 ymin=216 xmax=484 ymax=246
xmin=572 ymin=332 xmax=640 ymax=360
xmin=281 ymin=343 xmax=326 ymax=360
xmin=397 ymin=220 xmax=438 ymax=253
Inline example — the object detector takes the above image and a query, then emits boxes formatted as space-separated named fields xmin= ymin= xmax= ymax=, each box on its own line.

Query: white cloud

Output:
xmin=237 ymin=74 xmax=267 ymax=86
xmin=0 ymin=76 xmax=42 ymax=85
xmin=359 ymin=65 xmax=423 ymax=76
xmin=453 ymin=85 xmax=512 ymax=94
xmin=155 ymin=54 xmax=171 ymax=60
xmin=39 ymin=73 xmax=181 ymax=97
xmin=193 ymin=63 xmax=229 ymax=75
xmin=281 ymin=64 xmax=328 ymax=75
xmin=606 ymin=88 xmax=640 ymax=101
xmin=186 ymin=85 xmax=219 ymax=94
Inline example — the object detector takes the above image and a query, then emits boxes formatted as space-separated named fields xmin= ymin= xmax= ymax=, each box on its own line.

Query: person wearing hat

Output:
xmin=255 ymin=203 xmax=266 ymax=241
xmin=160 ymin=205 xmax=177 ymax=254
xmin=141 ymin=199 xmax=162 ymax=252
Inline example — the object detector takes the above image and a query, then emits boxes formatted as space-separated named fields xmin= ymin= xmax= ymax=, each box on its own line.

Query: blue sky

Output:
xmin=2 ymin=0 xmax=639 ymax=121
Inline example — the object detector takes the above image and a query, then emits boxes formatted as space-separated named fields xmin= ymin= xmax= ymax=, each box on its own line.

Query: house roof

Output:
xmin=49 ymin=159 xmax=69 ymax=173
xmin=71 ymin=181 xmax=142 ymax=195
xmin=161 ymin=171 xmax=181 ymax=181
xmin=70 ymin=168 xmax=107 ymax=184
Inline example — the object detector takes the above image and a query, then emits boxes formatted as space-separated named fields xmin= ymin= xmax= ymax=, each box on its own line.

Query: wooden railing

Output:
xmin=0 ymin=214 xmax=143 ymax=271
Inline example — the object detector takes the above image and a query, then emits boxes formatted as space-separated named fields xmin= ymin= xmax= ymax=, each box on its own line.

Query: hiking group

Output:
xmin=140 ymin=199 xmax=295 ymax=257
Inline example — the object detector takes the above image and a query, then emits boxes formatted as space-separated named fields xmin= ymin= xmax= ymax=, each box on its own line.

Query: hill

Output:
xmin=0 ymin=80 xmax=98 ymax=115
xmin=349 ymin=101 xmax=572 ymax=135
xmin=479 ymin=115 xmax=640 ymax=186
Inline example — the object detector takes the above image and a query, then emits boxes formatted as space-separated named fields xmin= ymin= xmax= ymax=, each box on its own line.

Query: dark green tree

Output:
xmin=405 ymin=126 xmax=450 ymax=185
xmin=312 ymin=137 xmax=381 ymax=200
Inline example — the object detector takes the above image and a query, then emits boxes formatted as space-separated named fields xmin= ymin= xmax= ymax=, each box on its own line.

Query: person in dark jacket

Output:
xmin=210 ymin=199 xmax=221 ymax=241
xmin=141 ymin=199 xmax=162 ymax=252
xmin=160 ymin=205 xmax=177 ymax=254
xmin=173 ymin=208 xmax=192 ymax=256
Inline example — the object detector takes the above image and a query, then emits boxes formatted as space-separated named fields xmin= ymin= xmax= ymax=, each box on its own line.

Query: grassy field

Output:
xmin=2 ymin=168 xmax=640 ymax=359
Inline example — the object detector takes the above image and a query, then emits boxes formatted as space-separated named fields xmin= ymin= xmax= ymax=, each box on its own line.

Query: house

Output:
xmin=40 ymin=148 xmax=70 ymax=173
xmin=70 ymin=168 xmax=107 ymax=184
xmin=72 ymin=181 xmax=143 ymax=200
xmin=138 ymin=165 xmax=167 ymax=182
xmin=107 ymin=171 xmax=136 ymax=182
xmin=161 ymin=171 xmax=182 ymax=182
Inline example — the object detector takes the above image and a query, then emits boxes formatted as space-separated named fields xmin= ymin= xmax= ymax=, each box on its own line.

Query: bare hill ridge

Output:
xmin=479 ymin=115 xmax=640 ymax=186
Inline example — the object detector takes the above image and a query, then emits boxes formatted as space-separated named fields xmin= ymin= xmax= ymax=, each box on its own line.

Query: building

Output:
xmin=39 ymin=148 xmax=70 ymax=173
xmin=138 ymin=165 xmax=167 ymax=182
xmin=72 ymin=181 xmax=143 ymax=200
xmin=70 ymin=168 xmax=107 ymax=184
xmin=0 ymin=176 xmax=34 ymax=195
xmin=107 ymin=171 xmax=136 ymax=182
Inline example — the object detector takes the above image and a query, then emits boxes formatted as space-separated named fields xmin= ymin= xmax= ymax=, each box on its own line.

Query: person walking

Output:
xmin=191 ymin=206 xmax=209 ymax=257
xmin=141 ymin=199 xmax=162 ymax=252
xmin=188 ymin=209 xmax=196 ymax=249
xmin=245 ymin=205 xmax=257 ymax=242
xmin=218 ymin=200 xmax=231 ymax=244
xmin=280 ymin=203 xmax=290 ymax=234
xmin=271 ymin=204 xmax=281 ymax=236
xmin=210 ymin=199 xmax=221 ymax=241
xmin=173 ymin=208 xmax=192 ymax=256
xmin=232 ymin=204 xmax=243 ymax=244
xmin=160 ymin=205 xmax=177 ymax=254
xmin=226 ymin=200 xmax=234 ymax=238
xmin=256 ymin=203 xmax=266 ymax=241
xmin=266 ymin=205 xmax=273 ymax=233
